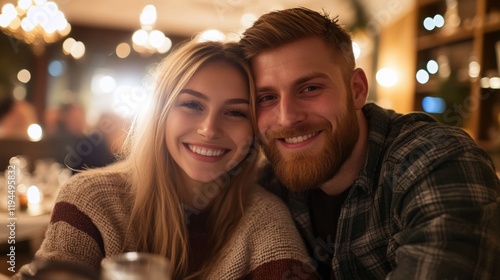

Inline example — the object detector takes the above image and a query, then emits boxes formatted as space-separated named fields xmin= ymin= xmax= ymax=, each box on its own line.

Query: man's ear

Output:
xmin=350 ymin=68 xmax=369 ymax=109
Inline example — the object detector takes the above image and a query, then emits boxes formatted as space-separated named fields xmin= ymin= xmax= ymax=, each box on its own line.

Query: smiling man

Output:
xmin=240 ymin=7 xmax=500 ymax=280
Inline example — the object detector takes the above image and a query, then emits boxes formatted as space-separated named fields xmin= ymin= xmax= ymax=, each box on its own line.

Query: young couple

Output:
xmin=15 ymin=7 xmax=500 ymax=280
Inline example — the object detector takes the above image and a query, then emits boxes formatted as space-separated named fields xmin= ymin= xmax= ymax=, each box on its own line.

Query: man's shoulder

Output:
xmin=382 ymin=110 xmax=480 ymax=161
xmin=374 ymin=110 xmax=498 ymax=192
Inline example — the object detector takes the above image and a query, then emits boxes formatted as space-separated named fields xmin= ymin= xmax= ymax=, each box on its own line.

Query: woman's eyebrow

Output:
xmin=180 ymin=89 xmax=249 ymax=105
xmin=179 ymin=89 xmax=208 ymax=100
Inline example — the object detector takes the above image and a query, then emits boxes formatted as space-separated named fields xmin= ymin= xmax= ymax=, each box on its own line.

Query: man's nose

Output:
xmin=275 ymin=96 xmax=305 ymax=128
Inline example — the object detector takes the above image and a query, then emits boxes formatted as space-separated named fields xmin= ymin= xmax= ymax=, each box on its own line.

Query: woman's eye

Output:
xmin=226 ymin=110 xmax=248 ymax=118
xmin=181 ymin=101 xmax=202 ymax=110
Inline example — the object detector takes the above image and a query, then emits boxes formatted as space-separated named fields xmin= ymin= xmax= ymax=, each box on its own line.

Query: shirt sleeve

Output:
xmin=389 ymin=143 xmax=500 ymax=280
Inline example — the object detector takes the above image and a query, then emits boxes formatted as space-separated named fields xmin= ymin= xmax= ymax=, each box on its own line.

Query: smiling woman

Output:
xmin=13 ymin=40 xmax=318 ymax=280
xmin=165 ymin=60 xmax=253 ymax=185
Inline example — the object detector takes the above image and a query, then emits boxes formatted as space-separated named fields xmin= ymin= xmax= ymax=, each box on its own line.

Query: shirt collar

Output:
xmin=353 ymin=103 xmax=397 ymax=195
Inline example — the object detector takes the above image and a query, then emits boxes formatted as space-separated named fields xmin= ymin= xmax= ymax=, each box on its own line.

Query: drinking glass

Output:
xmin=101 ymin=252 xmax=171 ymax=280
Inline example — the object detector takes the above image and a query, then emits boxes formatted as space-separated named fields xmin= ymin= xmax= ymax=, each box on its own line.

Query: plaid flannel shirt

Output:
xmin=260 ymin=103 xmax=500 ymax=280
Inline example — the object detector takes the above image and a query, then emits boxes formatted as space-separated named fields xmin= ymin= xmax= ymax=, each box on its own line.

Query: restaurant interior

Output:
xmin=0 ymin=0 xmax=499 ymax=275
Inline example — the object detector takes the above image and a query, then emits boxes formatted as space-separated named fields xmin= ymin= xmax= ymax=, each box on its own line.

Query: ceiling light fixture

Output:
xmin=0 ymin=0 xmax=70 ymax=54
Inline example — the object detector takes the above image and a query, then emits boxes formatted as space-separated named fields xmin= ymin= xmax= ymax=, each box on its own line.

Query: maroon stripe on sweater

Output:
xmin=51 ymin=201 xmax=105 ymax=255
xmin=240 ymin=258 xmax=319 ymax=280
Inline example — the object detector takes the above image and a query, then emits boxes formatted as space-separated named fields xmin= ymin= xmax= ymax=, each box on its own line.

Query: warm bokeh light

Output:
xmin=481 ymin=77 xmax=490 ymax=88
xmin=132 ymin=5 xmax=171 ymax=55
xmin=99 ymin=76 xmax=117 ymax=93
xmin=70 ymin=41 xmax=86 ymax=59
xmin=197 ymin=29 xmax=225 ymax=42
xmin=376 ymin=68 xmax=398 ymax=87
xmin=17 ymin=69 xmax=31 ymax=83
xmin=240 ymin=13 xmax=257 ymax=28
xmin=140 ymin=5 xmax=157 ymax=27
xmin=62 ymin=37 xmax=76 ymax=54
xmin=13 ymin=85 xmax=27 ymax=100
xmin=116 ymin=42 xmax=131 ymax=58
xmin=27 ymin=185 xmax=41 ymax=204
xmin=27 ymin=123 xmax=43 ymax=142
xmin=0 ymin=0 xmax=70 ymax=46
xmin=490 ymin=77 xmax=500 ymax=89
xmin=0 ymin=4 xmax=16 ymax=28
xmin=468 ymin=60 xmax=480 ymax=78
xmin=132 ymin=29 xmax=148 ymax=45
xmin=149 ymin=30 xmax=166 ymax=49
xmin=18 ymin=0 xmax=32 ymax=10
xmin=157 ymin=37 xmax=172 ymax=54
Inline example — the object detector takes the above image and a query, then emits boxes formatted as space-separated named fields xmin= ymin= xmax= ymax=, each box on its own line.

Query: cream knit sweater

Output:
xmin=13 ymin=171 xmax=317 ymax=279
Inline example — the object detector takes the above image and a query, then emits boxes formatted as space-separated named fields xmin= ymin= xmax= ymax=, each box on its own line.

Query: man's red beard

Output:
xmin=260 ymin=104 xmax=359 ymax=192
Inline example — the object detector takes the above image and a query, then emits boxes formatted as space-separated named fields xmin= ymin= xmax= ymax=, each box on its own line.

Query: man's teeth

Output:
xmin=284 ymin=133 xmax=317 ymax=144
xmin=188 ymin=145 xmax=225 ymax=156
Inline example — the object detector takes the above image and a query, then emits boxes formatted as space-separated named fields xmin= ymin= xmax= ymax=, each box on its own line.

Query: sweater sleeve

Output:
xmin=13 ymin=171 xmax=130 ymax=279
xmin=209 ymin=186 xmax=319 ymax=280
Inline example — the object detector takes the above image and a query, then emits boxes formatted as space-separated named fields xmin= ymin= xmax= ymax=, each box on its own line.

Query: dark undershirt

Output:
xmin=309 ymin=187 xmax=350 ymax=279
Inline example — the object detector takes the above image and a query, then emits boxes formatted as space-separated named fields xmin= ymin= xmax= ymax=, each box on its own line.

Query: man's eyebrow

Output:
xmin=256 ymin=72 xmax=329 ymax=93
xmin=179 ymin=89 xmax=249 ymax=105
xmin=294 ymin=72 xmax=329 ymax=85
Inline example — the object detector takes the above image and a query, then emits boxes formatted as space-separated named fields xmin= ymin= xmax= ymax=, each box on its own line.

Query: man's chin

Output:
xmin=271 ymin=155 xmax=334 ymax=192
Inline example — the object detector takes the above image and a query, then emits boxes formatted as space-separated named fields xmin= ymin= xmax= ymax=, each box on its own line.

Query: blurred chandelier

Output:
xmin=0 ymin=0 xmax=70 ymax=52
xmin=132 ymin=5 xmax=171 ymax=55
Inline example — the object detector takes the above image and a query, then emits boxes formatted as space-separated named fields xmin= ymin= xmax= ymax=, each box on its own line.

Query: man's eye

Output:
xmin=181 ymin=101 xmax=202 ymax=110
xmin=257 ymin=95 xmax=276 ymax=104
xmin=303 ymin=85 xmax=320 ymax=92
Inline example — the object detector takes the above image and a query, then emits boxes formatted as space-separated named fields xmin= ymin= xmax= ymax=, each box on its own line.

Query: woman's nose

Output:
xmin=197 ymin=114 xmax=220 ymax=139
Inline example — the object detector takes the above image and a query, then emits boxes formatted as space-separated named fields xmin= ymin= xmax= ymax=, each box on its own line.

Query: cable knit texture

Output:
xmin=13 ymin=171 xmax=317 ymax=279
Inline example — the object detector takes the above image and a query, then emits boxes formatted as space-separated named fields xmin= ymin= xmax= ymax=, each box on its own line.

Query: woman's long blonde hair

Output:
xmin=107 ymin=40 xmax=260 ymax=279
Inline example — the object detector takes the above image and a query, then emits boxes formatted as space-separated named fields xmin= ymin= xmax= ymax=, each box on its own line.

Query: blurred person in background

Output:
xmin=0 ymin=96 xmax=38 ymax=139
xmin=14 ymin=40 xmax=317 ymax=280
xmin=95 ymin=112 xmax=130 ymax=155
xmin=47 ymin=103 xmax=117 ymax=173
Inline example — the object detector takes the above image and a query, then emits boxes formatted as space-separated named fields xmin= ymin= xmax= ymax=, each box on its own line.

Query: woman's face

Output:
xmin=165 ymin=60 xmax=253 ymax=185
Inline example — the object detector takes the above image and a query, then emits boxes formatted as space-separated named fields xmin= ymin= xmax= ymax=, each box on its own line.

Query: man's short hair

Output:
xmin=240 ymin=7 xmax=355 ymax=79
